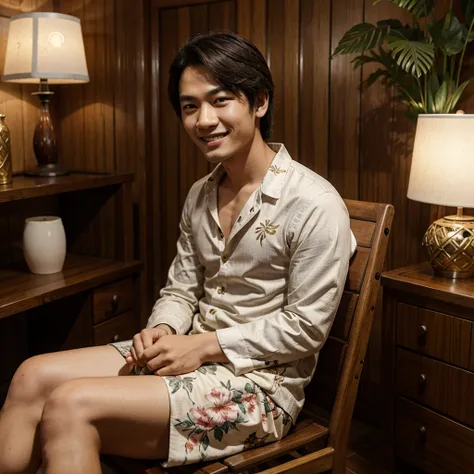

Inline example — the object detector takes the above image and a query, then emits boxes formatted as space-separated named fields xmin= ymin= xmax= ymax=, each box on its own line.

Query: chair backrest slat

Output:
xmin=305 ymin=199 xmax=394 ymax=474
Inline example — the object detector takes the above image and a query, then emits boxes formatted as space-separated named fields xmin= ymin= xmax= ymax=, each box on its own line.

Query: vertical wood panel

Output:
xmin=160 ymin=8 xmax=181 ymax=276
xmin=329 ymin=0 xmax=363 ymax=199
xmin=299 ymin=0 xmax=330 ymax=176
xmin=283 ymin=0 xmax=299 ymax=158
xmin=57 ymin=0 xmax=85 ymax=171
xmin=267 ymin=0 xmax=284 ymax=143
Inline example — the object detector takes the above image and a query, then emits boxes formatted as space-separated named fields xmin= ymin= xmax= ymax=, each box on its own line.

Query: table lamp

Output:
xmin=2 ymin=12 xmax=89 ymax=177
xmin=407 ymin=113 xmax=474 ymax=279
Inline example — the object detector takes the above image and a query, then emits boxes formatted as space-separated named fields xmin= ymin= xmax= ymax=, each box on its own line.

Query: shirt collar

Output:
xmin=203 ymin=142 xmax=292 ymax=200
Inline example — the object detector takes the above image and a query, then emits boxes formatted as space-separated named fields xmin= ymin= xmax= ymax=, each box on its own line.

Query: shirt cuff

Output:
xmin=146 ymin=311 xmax=191 ymax=335
xmin=216 ymin=326 xmax=266 ymax=375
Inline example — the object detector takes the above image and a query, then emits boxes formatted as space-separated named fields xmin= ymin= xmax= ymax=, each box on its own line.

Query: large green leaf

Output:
xmin=446 ymin=80 xmax=470 ymax=112
xmin=374 ymin=0 xmax=437 ymax=19
xmin=386 ymin=32 xmax=435 ymax=77
xmin=429 ymin=16 xmax=464 ymax=55
xmin=332 ymin=22 xmax=391 ymax=56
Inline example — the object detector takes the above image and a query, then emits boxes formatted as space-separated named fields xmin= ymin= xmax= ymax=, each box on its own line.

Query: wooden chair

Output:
xmin=104 ymin=199 xmax=394 ymax=474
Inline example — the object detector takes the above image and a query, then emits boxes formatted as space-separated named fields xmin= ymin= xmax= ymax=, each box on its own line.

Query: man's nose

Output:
xmin=196 ymin=104 xmax=218 ymax=128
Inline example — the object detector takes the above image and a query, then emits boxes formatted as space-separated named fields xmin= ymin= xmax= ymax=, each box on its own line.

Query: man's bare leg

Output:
xmin=40 ymin=376 xmax=170 ymax=474
xmin=0 ymin=346 xmax=130 ymax=474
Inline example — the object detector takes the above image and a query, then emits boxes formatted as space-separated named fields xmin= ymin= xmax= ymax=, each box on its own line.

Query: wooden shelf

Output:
xmin=0 ymin=254 xmax=142 ymax=320
xmin=0 ymin=172 xmax=134 ymax=203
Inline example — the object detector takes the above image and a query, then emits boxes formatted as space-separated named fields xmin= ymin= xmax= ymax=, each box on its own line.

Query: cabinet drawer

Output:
xmin=93 ymin=311 xmax=137 ymax=346
xmin=92 ymin=278 xmax=134 ymax=324
xmin=397 ymin=303 xmax=471 ymax=368
xmin=396 ymin=397 xmax=474 ymax=474
xmin=397 ymin=349 xmax=474 ymax=427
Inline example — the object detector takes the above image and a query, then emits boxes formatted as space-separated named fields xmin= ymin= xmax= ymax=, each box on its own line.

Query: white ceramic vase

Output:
xmin=23 ymin=216 xmax=67 ymax=275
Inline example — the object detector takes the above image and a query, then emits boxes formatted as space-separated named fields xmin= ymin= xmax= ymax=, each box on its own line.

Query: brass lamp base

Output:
xmin=423 ymin=209 xmax=474 ymax=279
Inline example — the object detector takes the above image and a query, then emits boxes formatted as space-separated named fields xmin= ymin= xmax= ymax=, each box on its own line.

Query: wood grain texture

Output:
xmin=396 ymin=397 xmax=474 ymax=474
xmin=397 ymin=349 xmax=474 ymax=429
xmin=0 ymin=254 xmax=141 ymax=320
xmin=397 ymin=302 xmax=472 ymax=369
xmin=299 ymin=0 xmax=330 ymax=176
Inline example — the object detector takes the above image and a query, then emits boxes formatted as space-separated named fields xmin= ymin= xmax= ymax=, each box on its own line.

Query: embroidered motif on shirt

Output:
xmin=269 ymin=165 xmax=287 ymax=175
xmin=255 ymin=220 xmax=280 ymax=246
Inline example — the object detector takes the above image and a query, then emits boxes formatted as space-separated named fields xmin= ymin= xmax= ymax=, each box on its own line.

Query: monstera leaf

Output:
xmin=386 ymin=31 xmax=435 ymax=77
xmin=333 ymin=21 xmax=402 ymax=56
xmin=374 ymin=0 xmax=437 ymax=19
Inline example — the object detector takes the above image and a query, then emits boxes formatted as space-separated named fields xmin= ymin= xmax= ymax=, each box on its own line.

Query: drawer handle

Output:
xmin=111 ymin=294 xmax=120 ymax=312
xmin=112 ymin=334 xmax=120 ymax=343
xmin=420 ymin=373 xmax=427 ymax=385
xmin=419 ymin=426 xmax=427 ymax=439
xmin=419 ymin=324 xmax=428 ymax=336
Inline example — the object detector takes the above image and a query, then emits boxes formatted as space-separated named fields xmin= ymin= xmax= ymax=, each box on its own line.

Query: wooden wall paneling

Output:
xmin=282 ymin=0 xmax=299 ymax=158
xmin=266 ymin=0 xmax=285 ymax=144
xmin=357 ymin=0 xmax=399 ymax=419
xmin=82 ymin=0 xmax=106 ymax=172
xmin=209 ymin=0 xmax=234 ymax=34
xmin=159 ymin=8 xmax=181 ymax=281
xmin=56 ymin=0 xmax=86 ymax=172
xmin=151 ymin=1 xmax=163 ymax=300
xmin=328 ymin=0 xmax=363 ymax=199
xmin=236 ymin=0 xmax=266 ymax=58
xmin=299 ymin=0 xmax=330 ymax=176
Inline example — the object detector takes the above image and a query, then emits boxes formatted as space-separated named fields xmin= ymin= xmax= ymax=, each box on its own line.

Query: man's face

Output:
xmin=179 ymin=65 xmax=262 ymax=164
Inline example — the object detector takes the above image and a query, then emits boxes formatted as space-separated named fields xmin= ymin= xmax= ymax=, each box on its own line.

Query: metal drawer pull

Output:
xmin=419 ymin=426 xmax=427 ymax=437
xmin=419 ymin=324 xmax=428 ymax=336
xmin=420 ymin=373 xmax=427 ymax=385
xmin=111 ymin=294 xmax=120 ymax=311
xmin=113 ymin=334 xmax=120 ymax=342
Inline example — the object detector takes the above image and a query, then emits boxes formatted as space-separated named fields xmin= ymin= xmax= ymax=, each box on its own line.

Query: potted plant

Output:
xmin=332 ymin=0 xmax=474 ymax=120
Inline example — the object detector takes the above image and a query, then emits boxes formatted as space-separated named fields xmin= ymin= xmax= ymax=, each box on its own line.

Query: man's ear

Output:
xmin=255 ymin=90 xmax=269 ymax=118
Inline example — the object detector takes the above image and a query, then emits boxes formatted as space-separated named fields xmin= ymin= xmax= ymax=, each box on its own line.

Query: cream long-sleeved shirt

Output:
xmin=147 ymin=143 xmax=355 ymax=421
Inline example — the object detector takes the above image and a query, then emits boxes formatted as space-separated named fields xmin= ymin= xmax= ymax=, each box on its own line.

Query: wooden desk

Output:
xmin=0 ymin=173 xmax=142 ymax=404
xmin=382 ymin=263 xmax=474 ymax=473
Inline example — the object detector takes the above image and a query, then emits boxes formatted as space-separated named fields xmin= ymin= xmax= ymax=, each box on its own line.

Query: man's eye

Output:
xmin=182 ymin=104 xmax=195 ymax=111
xmin=215 ymin=97 xmax=230 ymax=104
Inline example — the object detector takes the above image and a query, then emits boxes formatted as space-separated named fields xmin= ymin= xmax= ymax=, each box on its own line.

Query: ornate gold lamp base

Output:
xmin=423 ymin=207 xmax=474 ymax=279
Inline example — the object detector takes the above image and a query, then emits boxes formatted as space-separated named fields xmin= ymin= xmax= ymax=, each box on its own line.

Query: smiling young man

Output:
xmin=0 ymin=33 xmax=353 ymax=473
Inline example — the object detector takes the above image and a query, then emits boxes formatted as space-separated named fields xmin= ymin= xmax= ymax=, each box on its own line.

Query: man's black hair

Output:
xmin=168 ymin=32 xmax=275 ymax=140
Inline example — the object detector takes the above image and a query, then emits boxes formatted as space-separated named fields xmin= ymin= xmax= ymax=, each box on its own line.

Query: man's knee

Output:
xmin=40 ymin=379 xmax=94 ymax=434
xmin=6 ymin=355 xmax=63 ymax=405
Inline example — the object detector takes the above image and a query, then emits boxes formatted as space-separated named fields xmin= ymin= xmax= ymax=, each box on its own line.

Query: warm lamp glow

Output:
xmin=2 ymin=12 xmax=89 ymax=84
xmin=407 ymin=114 xmax=474 ymax=208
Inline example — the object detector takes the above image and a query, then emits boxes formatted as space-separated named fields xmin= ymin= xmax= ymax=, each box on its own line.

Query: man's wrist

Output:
xmin=194 ymin=332 xmax=229 ymax=364
xmin=155 ymin=323 xmax=175 ymax=335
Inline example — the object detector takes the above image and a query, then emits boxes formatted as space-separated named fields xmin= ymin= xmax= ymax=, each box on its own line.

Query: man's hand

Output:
xmin=126 ymin=324 xmax=174 ymax=366
xmin=144 ymin=332 xmax=230 ymax=376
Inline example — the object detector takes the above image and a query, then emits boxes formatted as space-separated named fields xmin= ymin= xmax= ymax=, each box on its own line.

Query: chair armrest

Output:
xmin=223 ymin=422 xmax=329 ymax=471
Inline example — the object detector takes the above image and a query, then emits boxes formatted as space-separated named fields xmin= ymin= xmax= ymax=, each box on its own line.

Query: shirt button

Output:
xmin=209 ymin=308 xmax=216 ymax=315
xmin=217 ymin=286 xmax=225 ymax=295
xmin=250 ymin=207 xmax=254 ymax=213
xmin=237 ymin=216 xmax=242 ymax=223
xmin=221 ymin=254 xmax=228 ymax=263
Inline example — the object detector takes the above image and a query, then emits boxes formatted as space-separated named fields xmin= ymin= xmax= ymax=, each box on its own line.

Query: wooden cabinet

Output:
xmin=382 ymin=263 xmax=474 ymax=473
xmin=0 ymin=173 xmax=142 ymax=404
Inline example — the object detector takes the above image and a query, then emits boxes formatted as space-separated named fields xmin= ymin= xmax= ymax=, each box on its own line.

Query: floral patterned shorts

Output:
xmin=110 ymin=341 xmax=292 ymax=467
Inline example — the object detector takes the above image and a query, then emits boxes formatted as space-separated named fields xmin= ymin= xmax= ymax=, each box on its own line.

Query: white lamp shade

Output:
xmin=2 ymin=12 xmax=89 ymax=84
xmin=407 ymin=114 xmax=474 ymax=208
